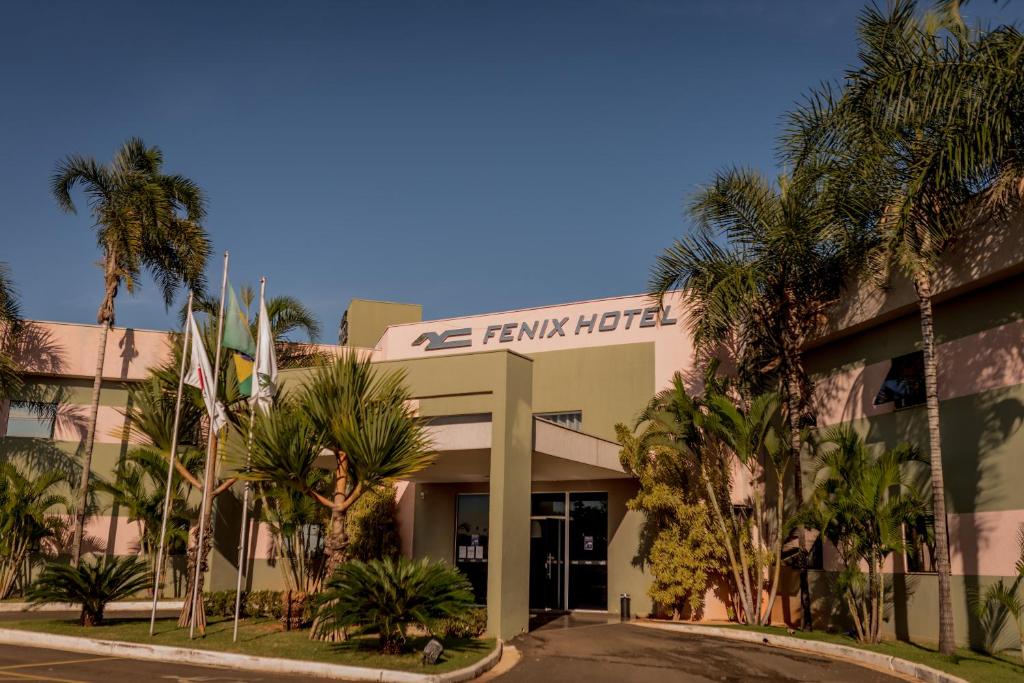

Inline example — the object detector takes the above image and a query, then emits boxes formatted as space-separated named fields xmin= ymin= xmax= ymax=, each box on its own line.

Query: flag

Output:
xmin=185 ymin=312 xmax=228 ymax=433
xmin=250 ymin=290 xmax=278 ymax=413
xmin=222 ymin=284 xmax=256 ymax=395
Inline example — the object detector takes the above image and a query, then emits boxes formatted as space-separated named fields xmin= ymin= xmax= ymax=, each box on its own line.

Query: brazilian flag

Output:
xmin=223 ymin=284 xmax=257 ymax=395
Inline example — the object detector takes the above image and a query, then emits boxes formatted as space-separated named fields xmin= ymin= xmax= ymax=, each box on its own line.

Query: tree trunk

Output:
xmin=914 ymin=270 xmax=956 ymax=655
xmin=782 ymin=291 xmax=813 ymax=630
xmin=177 ymin=517 xmax=213 ymax=631
xmin=70 ymin=321 xmax=110 ymax=566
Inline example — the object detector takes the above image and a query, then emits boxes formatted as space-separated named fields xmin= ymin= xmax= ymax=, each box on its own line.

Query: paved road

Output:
xmin=499 ymin=614 xmax=908 ymax=683
xmin=0 ymin=643 xmax=320 ymax=683
xmin=0 ymin=611 xmax=908 ymax=682
xmin=0 ymin=611 xmax=324 ymax=682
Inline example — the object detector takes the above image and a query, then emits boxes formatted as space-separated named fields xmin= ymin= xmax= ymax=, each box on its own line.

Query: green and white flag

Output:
xmin=251 ymin=290 xmax=277 ymax=413
xmin=222 ymin=284 xmax=256 ymax=395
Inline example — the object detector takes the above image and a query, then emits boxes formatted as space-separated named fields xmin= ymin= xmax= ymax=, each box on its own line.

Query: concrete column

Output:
xmin=485 ymin=352 xmax=533 ymax=639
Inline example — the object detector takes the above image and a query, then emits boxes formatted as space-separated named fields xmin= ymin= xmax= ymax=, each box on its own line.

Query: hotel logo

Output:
xmin=411 ymin=305 xmax=677 ymax=351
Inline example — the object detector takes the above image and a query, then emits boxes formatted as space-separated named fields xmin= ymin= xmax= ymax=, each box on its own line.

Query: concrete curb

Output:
xmin=0 ymin=628 xmax=502 ymax=683
xmin=634 ymin=621 xmax=967 ymax=683
xmin=0 ymin=601 xmax=183 ymax=613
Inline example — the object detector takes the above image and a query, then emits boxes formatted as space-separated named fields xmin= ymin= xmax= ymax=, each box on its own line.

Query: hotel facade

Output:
xmin=2 ymin=220 xmax=1022 ymax=645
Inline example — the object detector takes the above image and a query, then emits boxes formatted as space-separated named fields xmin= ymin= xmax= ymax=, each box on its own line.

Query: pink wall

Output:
xmin=11 ymin=321 xmax=173 ymax=381
xmin=814 ymin=317 xmax=1024 ymax=428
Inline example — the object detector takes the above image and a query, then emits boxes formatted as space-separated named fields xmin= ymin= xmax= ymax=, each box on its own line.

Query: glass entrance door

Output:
xmin=529 ymin=517 xmax=565 ymax=610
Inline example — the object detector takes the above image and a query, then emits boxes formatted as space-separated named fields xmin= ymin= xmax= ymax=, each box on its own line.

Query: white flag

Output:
xmin=250 ymin=293 xmax=278 ymax=414
xmin=185 ymin=312 xmax=229 ymax=433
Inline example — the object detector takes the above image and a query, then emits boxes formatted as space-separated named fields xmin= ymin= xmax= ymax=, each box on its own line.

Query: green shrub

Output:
xmin=434 ymin=607 xmax=487 ymax=639
xmin=204 ymin=590 xmax=242 ymax=618
xmin=28 ymin=556 xmax=151 ymax=626
xmin=346 ymin=486 xmax=401 ymax=561
xmin=247 ymin=589 xmax=284 ymax=619
xmin=315 ymin=557 xmax=475 ymax=653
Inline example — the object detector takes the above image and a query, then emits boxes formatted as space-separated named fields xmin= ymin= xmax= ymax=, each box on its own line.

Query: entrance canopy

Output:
xmin=405 ymin=415 xmax=630 ymax=483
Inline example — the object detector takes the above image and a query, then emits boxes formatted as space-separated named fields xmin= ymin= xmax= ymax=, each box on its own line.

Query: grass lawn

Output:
xmin=722 ymin=624 xmax=1023 ymax=683
xmin=1 ymin=616 xmax=494 ymax=674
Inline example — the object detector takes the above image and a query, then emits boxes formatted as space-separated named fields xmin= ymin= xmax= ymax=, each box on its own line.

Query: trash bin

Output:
xmin=619 ymin=593 xmax=631 ymax=622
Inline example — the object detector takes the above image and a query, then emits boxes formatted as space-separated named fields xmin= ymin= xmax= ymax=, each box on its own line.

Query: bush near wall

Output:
xmin=204 ymin=590 xmax=301 ymax=620
xmin=433 ymin=607 xmax=487 ymax=639
xmin=345 ymin=486 xmax=401 ymax=562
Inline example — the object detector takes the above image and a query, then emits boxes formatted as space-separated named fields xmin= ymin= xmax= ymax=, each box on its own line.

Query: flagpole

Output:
xmin=190 ymin=251 xmax=229 ymax=639
xmin=149 ymin=292 xmax=193 ymax=637
xmin=232 ymin=276 xmax=264 ymax=642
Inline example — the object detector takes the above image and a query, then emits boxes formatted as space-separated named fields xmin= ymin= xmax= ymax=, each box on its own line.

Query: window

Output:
xmin=4 ymin=401 xmax=57 ymax=438
xmin=536 ymin=411 xmax=582 ymax=431
xmin=904 ymin=516 xmax=936 ymax=573
xmin=874 ymin=351 xmax=926 ymax=410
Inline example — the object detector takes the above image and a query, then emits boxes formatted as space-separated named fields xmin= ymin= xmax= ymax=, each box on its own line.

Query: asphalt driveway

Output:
xmin=499 ymin=613 xmax=907 ymax=683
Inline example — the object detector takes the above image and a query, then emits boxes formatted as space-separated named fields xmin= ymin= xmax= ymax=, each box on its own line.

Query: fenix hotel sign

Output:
xmin=412 ymin=304 xmax=678 ymax=352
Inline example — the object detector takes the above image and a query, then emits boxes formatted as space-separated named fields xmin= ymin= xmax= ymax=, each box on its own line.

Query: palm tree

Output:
xmin=193 ymin=284 xmax=322 ymax=368
xmin=803 ymin=426 xmax=928 ymax=644
xmin=783 ymin=2 xmax=1017 ymax=653
xmin=635 ymin=375 xmax=789 ymax=625
xmin=649 ymin=164 xmax=866 ymax=629
xmin=244 ymin=352 xmax=434 ymax=579
xmin=0 ymin=463 xmax=68 ymax=599
xmin=0 ymin=262 xmax=23 ymax=400
xmin=51 ymin=138 xmax=210 ymax=566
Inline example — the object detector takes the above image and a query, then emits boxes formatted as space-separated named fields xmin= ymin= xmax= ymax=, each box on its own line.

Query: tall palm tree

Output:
xmin=51 ymin=137 xmax=210 ymax=566
xmin=244 ymin=352 xmax=434 ymax=579
xmin=649 ymin=164 xmax=866 ymax=629
xmin=0 ymin=262 xmax=23 ymax=400
xmin=192 ymin=284 xmax=322 ymax=367
xmin=783 ymin=1 xmax=1018 ymax=652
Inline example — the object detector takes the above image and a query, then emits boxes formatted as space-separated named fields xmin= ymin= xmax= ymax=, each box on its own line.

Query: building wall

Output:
xmin=1 ymin=321 xmax=174 ymax=560
xmin=803 ymin=269 xmax=1024 ymax=648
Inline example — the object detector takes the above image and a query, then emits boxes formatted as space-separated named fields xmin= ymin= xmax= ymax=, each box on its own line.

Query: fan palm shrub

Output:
xmin=28 ymin=556 xmax=152 ymax=626
xmin=314 ymin=557 xmax=475 ymax=653
xmin=51 ymin=138 xmax=210 ymax=566
xmin=0 ymin=463 xmax=68 ymax=599
xmin=802 ymin=426 xmax=928 ymax=643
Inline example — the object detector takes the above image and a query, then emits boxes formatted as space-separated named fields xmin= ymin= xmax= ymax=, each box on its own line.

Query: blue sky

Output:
xmin=3 ymin=1 xmax=1021 ymax=340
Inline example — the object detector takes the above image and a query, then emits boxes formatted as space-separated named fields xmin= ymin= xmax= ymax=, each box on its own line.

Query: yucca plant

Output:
xmin=314 ymin=557 xmax=475 ymax=653
xmin=28 ymin=556 xmax=152 ymax=626
xmin=244 ymin=352 xmax=434 ymax=579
